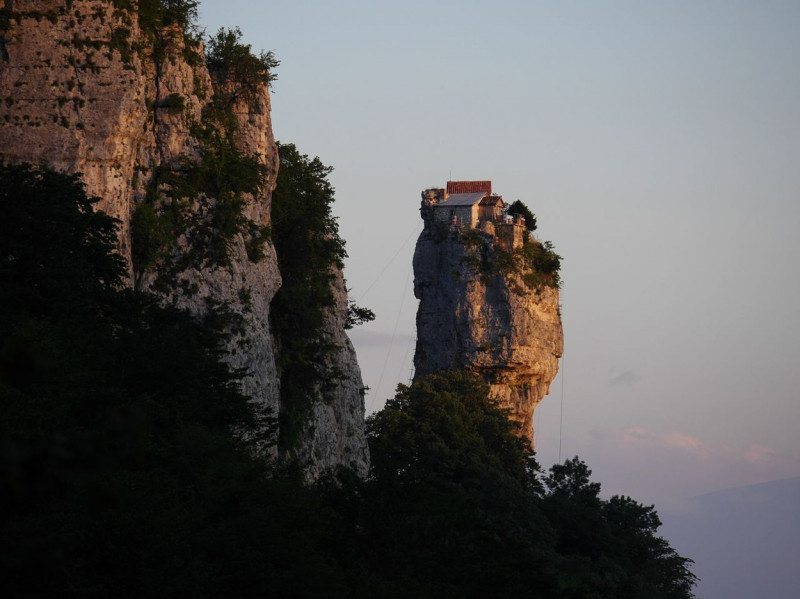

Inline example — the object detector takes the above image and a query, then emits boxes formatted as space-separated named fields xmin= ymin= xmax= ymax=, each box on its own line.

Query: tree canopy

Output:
xmin=270 ymin=142 xmax=372 ymax=449
xmin=206 ymin=26 xmax=279 ymax=99
xmin=506 ymin=199 xmax=538 ymax=231
xmin=358 ymin=371 xmax=697 ymax=598
xmin=0 ymin=163 xmax=324 ymax=597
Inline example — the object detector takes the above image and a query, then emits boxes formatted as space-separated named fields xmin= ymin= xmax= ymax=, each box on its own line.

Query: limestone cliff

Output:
xmin=413 ymin=186 xmax=563 ymax=443
xmin=0 ymin=0 xmax=368 ymax=475
xmin=290 ymin=266 xmax=370 ymax=478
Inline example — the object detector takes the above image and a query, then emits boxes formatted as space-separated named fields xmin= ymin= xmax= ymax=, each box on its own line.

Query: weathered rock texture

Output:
xmin=0 ymin=0 xmax=368 ymax=476
xmin=290 ymin=266 xmax=370 ymax=478
xmin=413 ymin=223 xmax=563 ymax=444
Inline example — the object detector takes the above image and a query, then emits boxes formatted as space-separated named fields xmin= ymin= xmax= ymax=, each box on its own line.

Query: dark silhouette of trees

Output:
xmin=359 ymin=372 xmax=697 ymax=598
xmin=0 ymin=163 xmax=695 ymax=598
xmin=506 ymin=199 xmax=537 ymax=231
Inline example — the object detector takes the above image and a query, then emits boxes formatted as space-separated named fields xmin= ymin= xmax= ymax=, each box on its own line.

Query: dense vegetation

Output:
xmin=0 ymin=162 xmax=695 ymax=597
xmin=506 ymin=198 xmax=538 ymax=232
xmin=461 ymin=223 xmax=562 ymax=292
xmin=0 ymin=163 xmax=280 ymax=596
xmin=269 ymin=143 xmax=372 ymax=449
xmin=206 ymin=26 xmax=279 ymax=100
xmin=364 ymin=372 xmax=696 ymax=598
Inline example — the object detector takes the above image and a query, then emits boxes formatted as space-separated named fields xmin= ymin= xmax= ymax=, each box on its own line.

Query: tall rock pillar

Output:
xmin=412 ymin=185 xmax=563 ymax=444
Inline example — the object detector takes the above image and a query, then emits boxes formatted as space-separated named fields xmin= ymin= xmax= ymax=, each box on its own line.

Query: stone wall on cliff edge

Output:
xmin=412 ymin=221 xmax=564 ymax=445
xmin=0 ymin=0 xmax=369 ymax=476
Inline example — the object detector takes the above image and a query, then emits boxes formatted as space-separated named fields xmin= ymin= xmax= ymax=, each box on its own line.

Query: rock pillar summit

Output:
xmin=412 ymin=181 xmax=564 ymax=444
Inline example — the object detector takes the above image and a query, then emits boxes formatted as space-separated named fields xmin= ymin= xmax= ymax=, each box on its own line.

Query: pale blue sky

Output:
xmin=198 ymin=2 xmax=800 ymax=591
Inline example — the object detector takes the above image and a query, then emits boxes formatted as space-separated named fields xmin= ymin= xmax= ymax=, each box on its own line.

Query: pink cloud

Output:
xmin=537 ymin=427 xmax=800 ymax=514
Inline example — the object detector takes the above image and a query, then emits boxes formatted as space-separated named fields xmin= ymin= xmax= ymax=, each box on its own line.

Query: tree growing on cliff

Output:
xmin=206 ymin=26 xmax=279 ymax=101
xmin=506 ymin=199 xmax=537 ymax=232
xmin=131 ymin=0 xmax=200 ymax=35
xmin=270 ymin=142 xmax=373 ymax=449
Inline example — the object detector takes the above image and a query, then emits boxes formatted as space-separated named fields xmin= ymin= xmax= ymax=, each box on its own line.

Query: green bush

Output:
xmin=506 ymin=199 xmax=537 ymax=231
xmin=206 ymin=26 xmax=279 ymax=101
xmin=522 ymin=239 xmax=561 ymax=289
xmin=133 ymin=0 xmax=199 ymax=33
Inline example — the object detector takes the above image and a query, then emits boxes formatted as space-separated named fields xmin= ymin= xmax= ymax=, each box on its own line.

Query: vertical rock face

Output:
xmin=291 ymin=266 xmax=370 ymax=478
xmin=0 ymin=0 xmax=281 ymax=417
xmin=413 ymin=196 xmax=563 ymax=444
xmin=0 ymin=0 xmax=368 ymax=475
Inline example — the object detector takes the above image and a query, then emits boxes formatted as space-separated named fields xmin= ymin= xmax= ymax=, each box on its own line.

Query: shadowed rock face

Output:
xmin=413 ymin=224 xmax=563 ymax=445
xmin=291 ymin=266 xmax=370 ymax=478
xmin=0 ymin=0 xmax=368 ymax=477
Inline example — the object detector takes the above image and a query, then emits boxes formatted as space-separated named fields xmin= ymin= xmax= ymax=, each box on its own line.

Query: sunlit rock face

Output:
xmin=0 ymin=0 xmax=368 ymax=476
xmin=0 ymin=0 xmax=282 ymax=423
xmin=413 ymin=200 xmax=563 ymax=444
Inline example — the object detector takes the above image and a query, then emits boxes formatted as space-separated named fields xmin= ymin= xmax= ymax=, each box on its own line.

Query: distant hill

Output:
xmin=660 ymin=476 xmax=800 ymax=599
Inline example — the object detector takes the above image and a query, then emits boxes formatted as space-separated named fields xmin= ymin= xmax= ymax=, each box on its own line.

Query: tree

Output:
xmin=506 ymin=199 xmax=537 ymax=231
xmin=367 ymin=371 xmax=535 ymax=489
xmin=0 ymin=163 xmax=342 ymax=597
xmin=544 ymin=456 xmax=602 ymax=502
xmin=270 ymin=143 xmax=352 ymax=448
xmin=361 ymin=372 xmax=557 ymax=597
xmin=602 ymin=496 xmax=699 ymax=598
xmin=541 ymin=458 xmax=698 ymax=598
xmin=206 ymin=27 xmax=279 ymax=100
xmin=363 ymin=374 xmax=697 ymax=598
xmin=345 ymin=301 xmax=375 ymax=329
xmin=0 ymin=162 xmax=126 ymax=329
xmin=136 ymin=0 xmax=200 ymax=35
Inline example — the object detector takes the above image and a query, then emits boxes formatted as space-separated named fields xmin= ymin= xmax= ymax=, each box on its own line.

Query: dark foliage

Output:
xmin=131 ymin=101 xmax=271 ymax=282
xmin=358 ymin=372 xmax=557 ymax=597
xmin=460 ymin=226 xmax=562 ymax=291
xmin=521 ymin=239 xmax=562 ymax=289
xmin=123 ymin=0 xmax=200 ymax=36
xmin=0 ymin=162 xmax=125 ymax=320
xmin=270 ymin=142 xmax=349 ymax=448
xmin=345 ymin=302 xmax=376 ymax=330
xmin=540 ymin=458 xmax=698 ymax=598
xmin=506 ymin=199 xmax=537 ymax=231
xmin=206 ymin=26 xmax=279 ymax=101
xmin=0 ymin=163 xmax=694 ymax=597
xmin=357 ymin=372 xmax=697 ymax=598
xmin=0 ymin=163 xmax=340 ymax=597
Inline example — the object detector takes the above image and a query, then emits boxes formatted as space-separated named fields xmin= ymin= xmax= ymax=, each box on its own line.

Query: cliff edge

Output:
xmin=0 ymin=0 xmax=368 ymax=476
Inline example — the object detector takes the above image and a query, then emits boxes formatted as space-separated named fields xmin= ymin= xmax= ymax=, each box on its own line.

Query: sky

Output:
xmin=199 ymin=1 xmax=800 ymax=593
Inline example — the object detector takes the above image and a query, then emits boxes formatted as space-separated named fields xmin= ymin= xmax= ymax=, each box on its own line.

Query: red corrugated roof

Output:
xmin=447 ymin=180 xmax=492 ymax=195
